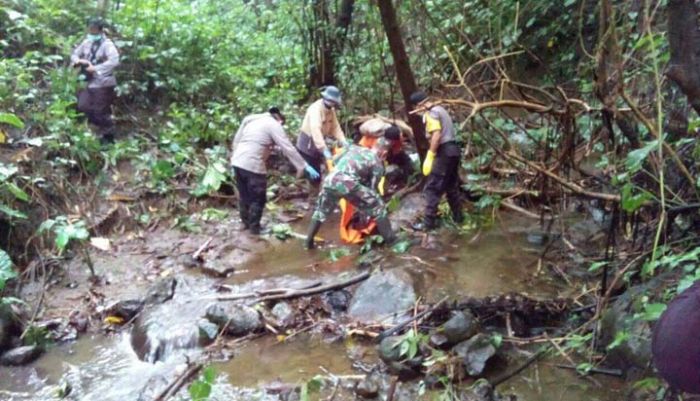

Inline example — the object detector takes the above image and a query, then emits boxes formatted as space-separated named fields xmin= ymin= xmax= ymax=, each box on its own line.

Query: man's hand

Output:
xmin=75 ymin=59 xmax=90 ymax=66
xmin=304 ymin=164 xmax=320 ymax=180
xmin=86 ymin=65 xmax=96 ymax=73
xmin=422 ymin=150 xmax=436 ymax=176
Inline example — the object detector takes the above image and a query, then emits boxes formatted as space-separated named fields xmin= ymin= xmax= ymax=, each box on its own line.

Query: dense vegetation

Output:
xmin=1 ymin=0 xmax=700 ymax=398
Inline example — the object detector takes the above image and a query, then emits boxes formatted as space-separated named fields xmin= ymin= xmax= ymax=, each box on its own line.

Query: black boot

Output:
xmin=305 ymin=219 xmax=323 ymax=249
xmin=238 ymin=201 xmax=250 ymax=230
xmin=375 ymin=217 xmax=396 ymax=245
xmin=452 ymin=211 xmax=464 ymax=225
xmin=248 ymin=203 xmax=264 ymax=235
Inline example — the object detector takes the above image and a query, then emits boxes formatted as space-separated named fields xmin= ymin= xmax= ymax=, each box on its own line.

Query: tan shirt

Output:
xmin=231 ymin=113 xmax=307 ymax=175
xmin=70 ymin=36 xmax=120 ymax=89
xmin=299 ymin=98 xmax=345 ymax=152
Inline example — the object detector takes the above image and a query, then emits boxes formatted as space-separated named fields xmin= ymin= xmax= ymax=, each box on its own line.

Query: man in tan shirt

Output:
xmin=296 ymin=86 xmax=347 ymax=178
xmin=231 ymin=108 xmax=320 ymax=234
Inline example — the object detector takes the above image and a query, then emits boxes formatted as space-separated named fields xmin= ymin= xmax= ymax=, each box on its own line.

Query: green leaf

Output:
xmin=0 ymin=113 xmax=24 ymax=129
xmin=491 ymin=333 xmax=503 ymax=348
xmin=625 ymin=140 xmax=658 ymax=173
xmin=0 ymin=249 xmax=17 ymax=291
xmin=188 ymin=380 xmax=212 ymax=401
xmin=637 ymin=303 xmax=667 ymax=321
xmin=0 ymin=163 xmax=18 ymax=181
xmin=607 ymin=330 xmax=629 ymax=350
xmin=306 ymin=376 xmax=323 ymax=393
xmin=5 ymin=182 xmax=29 ymax=202
xmin=202 ymin=366 xmax=216 ymax=384
xmin=0 ymin=204 xmax=27 ymax=220
xmin=391 ymin=240 xmax=411 ymax=254
xmin=621 ymin=183 xmax=652 ymax=213
xmin=588 ymin=261 xmax=608 ymax=273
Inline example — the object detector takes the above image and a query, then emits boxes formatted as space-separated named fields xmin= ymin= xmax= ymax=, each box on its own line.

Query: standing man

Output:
xmin=71 ymin=19 xmax=120 ymax=142
xmin=409 ymin=91 xmax=464 ymax=230
xmin=296 ymin=86 xmax=347 ymax=177
xmin=305 ymin=139 xmax=396 ymax=249
xmin=231 ymin=108 xmax=320 ymax=234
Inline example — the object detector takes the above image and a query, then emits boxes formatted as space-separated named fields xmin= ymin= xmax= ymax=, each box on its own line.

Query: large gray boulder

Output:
xmin=349 ymin=270 xmax=416 ymax=324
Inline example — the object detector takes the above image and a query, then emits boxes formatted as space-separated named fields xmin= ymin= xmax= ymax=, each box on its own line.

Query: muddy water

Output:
xmin=0 ymin=213 xmax=617 ymax=401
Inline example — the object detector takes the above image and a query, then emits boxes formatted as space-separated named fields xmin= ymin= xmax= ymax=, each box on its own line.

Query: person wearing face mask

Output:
xmin=231 ymin=107 xmax=321 ymax=235
xmin=296 ymin=86 xmax=347 ymax=180
xmin=71 ymin=18 xmax=120 ymax=142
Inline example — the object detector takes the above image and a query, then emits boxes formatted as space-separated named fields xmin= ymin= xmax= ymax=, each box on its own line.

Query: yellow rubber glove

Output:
xmin=378 ymin=176 xmax=386 ymax=196
xmin=422 ymin=150 xmax=436 ymax=176
xmin=326 ymin=159 xmax=334 ymax=172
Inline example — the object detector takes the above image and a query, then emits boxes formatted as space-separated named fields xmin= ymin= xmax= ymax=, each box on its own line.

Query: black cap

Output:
xmin=268 ymin=107 xmax=285 ymax=124
xmin=384 ymin=125 xmax=401 ymax=141
xmin=409 ymin=91 xmax=428 ymax=105
xmin=88 ymin=18 xmax=105 ymax=30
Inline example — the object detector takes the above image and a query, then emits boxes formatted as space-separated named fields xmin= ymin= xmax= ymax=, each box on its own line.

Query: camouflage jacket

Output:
xmin=326 ymin=145 xmax=384 ymax=189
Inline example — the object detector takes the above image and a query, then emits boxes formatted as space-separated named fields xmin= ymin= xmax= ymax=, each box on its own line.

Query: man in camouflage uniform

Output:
xmin=305 ymin=139 xmax=396 ymax=249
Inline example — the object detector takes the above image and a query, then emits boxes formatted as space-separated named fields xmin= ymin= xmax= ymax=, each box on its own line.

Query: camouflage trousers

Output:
xmin=312 ymin=173 xmax=386 ymax=222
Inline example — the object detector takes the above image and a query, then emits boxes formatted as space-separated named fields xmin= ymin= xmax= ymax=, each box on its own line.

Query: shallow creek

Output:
xmin=0 ymin=214 xmax=623 ymax=401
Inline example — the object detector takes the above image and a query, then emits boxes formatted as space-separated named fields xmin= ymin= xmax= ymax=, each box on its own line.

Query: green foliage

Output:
xmin=391 ymin=239 xmax=412 ymax=254
xmin=38 ymin=216 xmax=90 ymax=255
xmin=188 ymin=366 xmax=217 ymax=401
xmin=299 ymin=375 xmax=323 ymax=401
xmin=327 ymin=247 xmax=351 ymax=262
xmin=270 ymin=223 xmax=293 ymax=240
xmin=0 ymin=112 xmax=24 ymax=128
xmin=0 ymin=249 xmax=17 ymax=292
xmin=395 ymin=329 xmax=426 ymax=360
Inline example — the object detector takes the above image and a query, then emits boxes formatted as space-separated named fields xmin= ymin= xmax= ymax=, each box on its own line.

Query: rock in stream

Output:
xmin=348 ymin=269 xmax=416 ymax=324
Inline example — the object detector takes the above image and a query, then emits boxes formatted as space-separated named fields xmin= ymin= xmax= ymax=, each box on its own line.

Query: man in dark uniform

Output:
xmin=409 ymin=91 xmax=463 ymax=230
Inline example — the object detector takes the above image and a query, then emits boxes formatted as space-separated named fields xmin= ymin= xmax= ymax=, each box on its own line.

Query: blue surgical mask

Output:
xmin=88 ymin=34 xmax=102 ymax=42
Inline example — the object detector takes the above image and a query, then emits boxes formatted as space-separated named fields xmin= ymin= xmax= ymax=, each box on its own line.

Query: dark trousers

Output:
xmin=424 ymin=155 xmax=462 ymax=223
xmin=234 ymin=167 xmax=267 ymax=230
xmin=77 ymin=86 xmax=116 ymax=139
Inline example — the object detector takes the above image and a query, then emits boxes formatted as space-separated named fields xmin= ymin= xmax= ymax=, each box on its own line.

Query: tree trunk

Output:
xmin=376 ymin=0 xmax=428 ymax=158
xmin=308 ymin=0 xmax=355 ymax=87
xmin=667 ymin=0 xmax=700 ymax=115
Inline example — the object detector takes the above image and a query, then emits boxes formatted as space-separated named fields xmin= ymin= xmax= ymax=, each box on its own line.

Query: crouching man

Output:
xmin=231 ymin=107 xmax=320 ymax=234
xmin=305 ymin=139 xmax=396 ymax=249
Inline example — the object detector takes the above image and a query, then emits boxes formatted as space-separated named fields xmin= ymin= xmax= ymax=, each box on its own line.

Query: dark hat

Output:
xmin=268 ymin=107 xmax=286 ymax=124
xmin=409 ymin=91 xmax=428 ymax=105
xmin=384 ymin=125 xmax=401 ymax=141
xmin=321 ymin=86 xmax=342 ymax=105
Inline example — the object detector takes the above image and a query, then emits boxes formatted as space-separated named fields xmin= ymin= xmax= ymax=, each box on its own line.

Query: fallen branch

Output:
xmin=153 ymin=361 xmax=203 ymax=401
xmin=376 ymin=296 xmax=449 ymax=342
xmin=555 ymin=364 xmax=623 ymax=377
xmin=216 ymin=271 xmax=370 ymax=302
xmin=492 ymin=347 xmax=548 ymax=387
xmin=501 ymin=200 xmax=554 ymax=220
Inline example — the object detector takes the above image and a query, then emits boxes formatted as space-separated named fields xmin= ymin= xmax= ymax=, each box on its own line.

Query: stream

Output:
xmin=0 ymin=211 xmax=624 ymax=401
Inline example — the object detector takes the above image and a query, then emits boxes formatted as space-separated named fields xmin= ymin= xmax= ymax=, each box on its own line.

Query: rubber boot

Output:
xmin=248 ymin=203 xmax=264 ymax=235
xmin=238 ymin=201 xmax=250 ymax=230
xmin=305 ymin=219 xmax=323 ymax=249
xmin=375 ymin=217 xmax=396 ymax=245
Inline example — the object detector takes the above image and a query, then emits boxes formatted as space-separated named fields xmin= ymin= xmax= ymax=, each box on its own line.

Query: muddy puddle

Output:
xmin=0 ymin=212 xmax=618 ymax=401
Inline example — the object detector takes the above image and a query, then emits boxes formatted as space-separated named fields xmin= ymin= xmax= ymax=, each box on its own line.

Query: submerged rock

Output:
xmin=205 ymin=304 xmax=263 ymax=336
xmin=349 ymin=269 xmax=416 ymax=324
xmin=440 ymin=310 xmax=479 ymax=345
xmin=0 ymin=345 xmax=43 ymax=366
xmin=454 ymin=334 xmax=497 ymax=376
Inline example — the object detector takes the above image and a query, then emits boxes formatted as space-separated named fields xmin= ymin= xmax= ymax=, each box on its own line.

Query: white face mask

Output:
xmin=323 ymin=99 xmax=338 ymax=110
